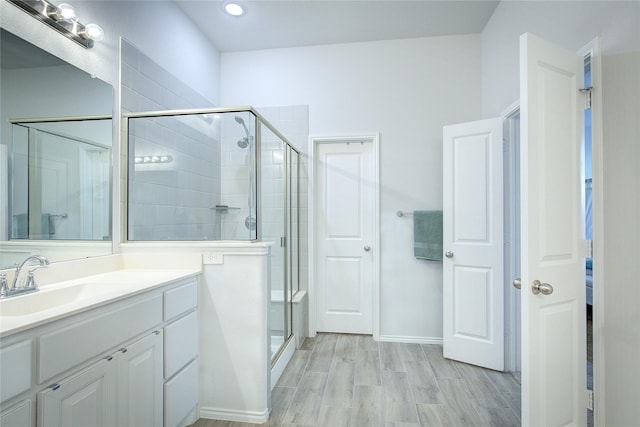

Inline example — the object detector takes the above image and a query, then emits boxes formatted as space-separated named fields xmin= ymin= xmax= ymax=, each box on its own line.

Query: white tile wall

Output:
xmin=256 ymin=106 xmax=309 ymax=296
xmin=219 ymin=112 xmax=255 ymax=240
xmin=122 ymin=40 xmax=221 ymax=241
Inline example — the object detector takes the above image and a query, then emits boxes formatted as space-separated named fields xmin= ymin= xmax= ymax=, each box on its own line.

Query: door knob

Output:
xmin=532 ymin=280 xmax=553 ymax=295
xmin=513 ymin=278 xmax=521 ymax=289
xmin=445 ymin=251 xmax=454 ymax=258
xmin=364 ymin=245 xmax=371 ymax=252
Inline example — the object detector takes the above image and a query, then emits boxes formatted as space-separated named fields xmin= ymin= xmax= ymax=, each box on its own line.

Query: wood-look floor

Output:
xmin=192 ymin=333 xmax=521 ymax=427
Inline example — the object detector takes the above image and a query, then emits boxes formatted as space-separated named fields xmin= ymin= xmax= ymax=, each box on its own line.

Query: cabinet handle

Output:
xmin=103 ymin=355 xmax=113 ymax=361
xmin=154 ymin=330 xmax=161 ymax=335
xmin=49 ymin=383 xmax=60 ymax=391
xmin=119 ymin=347 xmax=128 ymax=353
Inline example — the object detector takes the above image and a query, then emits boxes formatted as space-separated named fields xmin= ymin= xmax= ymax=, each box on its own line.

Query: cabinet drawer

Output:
xmin=0 ymin=340 xmax=32 ymax=403
xmin=164 ymin=358 xmax=198 ymax=427
xmin=38 ymin=294 xmax=162 ymax=384
xmin=164 ymin=311 xmax=198 ymax=379
xmin=164 ymin=280 xmax=197 ymax=321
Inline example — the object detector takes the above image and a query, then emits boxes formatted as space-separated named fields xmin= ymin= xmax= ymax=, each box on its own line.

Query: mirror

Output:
xmin=0 ymin=28 xmax=113 ymax=269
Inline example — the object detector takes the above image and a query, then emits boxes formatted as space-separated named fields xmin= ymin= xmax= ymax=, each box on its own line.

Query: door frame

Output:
xmin=502 ymin=100 xmax=521 ymax=374
xmin=308 ymin=134 xmax=380 ymax=339
xmin=580 ymin=37 xmax=604 ymax=426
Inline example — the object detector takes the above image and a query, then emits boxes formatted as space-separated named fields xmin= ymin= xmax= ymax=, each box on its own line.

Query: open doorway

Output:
xmin=583 ymin=50 xmax=594 ymax=427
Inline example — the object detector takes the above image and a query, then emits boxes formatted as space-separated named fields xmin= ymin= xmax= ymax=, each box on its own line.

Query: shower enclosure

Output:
xmin=125 ymin=107 xmax=299 ymax=362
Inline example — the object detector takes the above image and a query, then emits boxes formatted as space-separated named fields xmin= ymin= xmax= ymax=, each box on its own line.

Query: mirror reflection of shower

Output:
xmin=235 ymin=115 xmax=257 ymax=231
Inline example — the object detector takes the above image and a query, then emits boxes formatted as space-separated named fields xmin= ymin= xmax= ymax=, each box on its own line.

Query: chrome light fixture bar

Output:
xmin=7 ymin=0 xmax=103 ymax=48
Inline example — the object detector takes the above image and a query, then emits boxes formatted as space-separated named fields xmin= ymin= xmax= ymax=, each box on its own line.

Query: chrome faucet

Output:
xmin=0 ymin=255 xmax=50 ymax=298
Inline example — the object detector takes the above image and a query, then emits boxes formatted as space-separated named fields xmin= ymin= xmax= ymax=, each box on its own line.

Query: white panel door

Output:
xmin=443 ymin=118 xmax=504 ymax=371
xmin=316 ymin=141 xmax=374 ymax=334
xmin=520 ymin=33 xmax=586 ymax=427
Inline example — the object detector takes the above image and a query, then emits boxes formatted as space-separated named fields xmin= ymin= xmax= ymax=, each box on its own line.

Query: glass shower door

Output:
xmin=260 ymin=123 xmax=288 ymax=360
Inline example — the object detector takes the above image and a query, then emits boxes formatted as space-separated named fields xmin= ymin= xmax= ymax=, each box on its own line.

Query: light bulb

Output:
xmin=57 ymin=3 xmax=76 ymax=20
xmin=47 ymin=2 xmax=76 ymax=21
xmin=224 ymin=2 xmax=244 ymax=16
xmin=80 ymin=23 xmax=104 ymax=41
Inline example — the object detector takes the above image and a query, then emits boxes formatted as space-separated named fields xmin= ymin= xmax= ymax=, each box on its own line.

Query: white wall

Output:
xmin=600 ymin=50 xmax=640 ymax=426
xmin=481 ymin=1 xmax=640 ymax=425
xmin=221 ymin=35 xmax=482 ymax=341
xmin=0 ymin=0 xmax=221 ymax=104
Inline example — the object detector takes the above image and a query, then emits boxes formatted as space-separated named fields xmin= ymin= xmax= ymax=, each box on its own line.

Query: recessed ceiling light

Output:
xmin=224 ymin=2 xmax=244 ymax=16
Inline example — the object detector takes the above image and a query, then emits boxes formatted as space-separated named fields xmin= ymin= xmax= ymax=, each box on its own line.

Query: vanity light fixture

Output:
xmin=134 ymin=155 xmax=173 ymax=164
xmin=224 ymin=2 xmax=245 ymax=16
xmin=7 ymin=0 xmax=104 ymax=48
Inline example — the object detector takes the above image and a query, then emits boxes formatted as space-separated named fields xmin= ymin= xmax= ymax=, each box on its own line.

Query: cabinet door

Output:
xmin=0 ymin=340 xmax=32 ymax=404
xmin=117 ymin=332 xmax=163 ymax=427
xmin=38 ymin=357 xmax=116 ymax=427
xmin=1 ymin=399 xmax=34 ymax=427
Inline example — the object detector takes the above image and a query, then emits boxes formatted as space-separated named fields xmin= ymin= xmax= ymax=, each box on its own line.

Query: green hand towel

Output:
xmin=413 ymin=210 xmax=443 ymax=261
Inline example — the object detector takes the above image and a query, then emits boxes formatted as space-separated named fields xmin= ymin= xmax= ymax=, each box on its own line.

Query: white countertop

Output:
xmin=0 ymin=269 xmax=200 ymax=338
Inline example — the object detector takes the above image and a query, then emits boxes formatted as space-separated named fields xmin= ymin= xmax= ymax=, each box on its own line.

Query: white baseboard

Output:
xmin=378 ymin=334 xmax=443 ymax=345
xmin=199 ymin=407 xmax=269 ymax=424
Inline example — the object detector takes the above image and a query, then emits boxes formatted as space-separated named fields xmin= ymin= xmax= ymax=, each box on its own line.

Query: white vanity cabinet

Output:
xmin=38 ymin=329 xmax=164 ymax=427
xmin=0 ymin=272 xmax=199 ymax=427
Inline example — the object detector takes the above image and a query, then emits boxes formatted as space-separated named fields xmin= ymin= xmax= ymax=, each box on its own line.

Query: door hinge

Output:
xmin=587 ymin=389 xmax=594 ymax=411
xmin=579 ymin=86 xmax=593 ymax=109
xmin=585 ymin=240 xmax=593 ymax=258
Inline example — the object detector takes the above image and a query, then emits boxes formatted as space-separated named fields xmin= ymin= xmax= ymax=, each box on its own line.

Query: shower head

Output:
xmin=234 ymin=115 xmax=250 ymax=138
xmin=237 ymin=138 xmax=249 ymax=149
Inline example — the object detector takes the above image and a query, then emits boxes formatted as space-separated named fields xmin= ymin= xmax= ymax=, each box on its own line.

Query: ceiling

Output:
xmin=175 ymin=0 xmax=500 ymax=53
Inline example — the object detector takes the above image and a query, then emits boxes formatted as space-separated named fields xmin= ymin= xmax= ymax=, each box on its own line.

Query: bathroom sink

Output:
xmin=0 ymin=269 xmax=198 ymax=336
xmin=0 ymin=283 xmax=99 ymax=316
xmin=0 ymin=281 xmax=131 ymax=317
